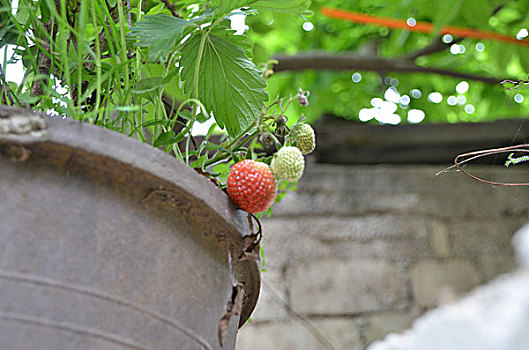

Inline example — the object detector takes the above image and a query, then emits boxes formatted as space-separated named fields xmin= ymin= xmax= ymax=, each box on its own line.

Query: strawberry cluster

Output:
xmin=226 ymin=123 xmax=316 ymax=213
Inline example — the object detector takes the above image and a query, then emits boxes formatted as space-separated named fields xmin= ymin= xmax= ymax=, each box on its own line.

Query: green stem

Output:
xmin=191 ymin=30 xmax=208 ymax=120
xmin=189 ymin=15 xmax=231 ymax=119
xmin=233 ymin=131 xmax=259 ymax=152
xmin=90 ymin=0 xmax=102 ymax=116
xmin=116 ymin=0 xmax=133 ymax=135
xmin=203 ymin=121 xmax=259 ymax=167
xmin=505 ymin=153 xmax=529 ymax=167
xmin=76 ymin=1 xmax=88 ymax=110
xmin=185 ymin=121 xmax=194 ymax=166
xmin=133 ymin=0 xmax=144 ymax=141
xmin=58 ymin=0 xmax=73 ymax=114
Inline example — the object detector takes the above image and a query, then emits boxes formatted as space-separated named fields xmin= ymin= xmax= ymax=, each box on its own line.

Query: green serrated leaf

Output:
xmin=211 ymin=20 xmax=253 ymax=59
xmin=180 ymin=33 xmax=268 ymax=137
xmin=127 ymin=14 xmax=189 ymax=62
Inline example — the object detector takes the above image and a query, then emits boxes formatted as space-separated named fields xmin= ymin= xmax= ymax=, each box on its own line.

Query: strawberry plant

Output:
xmin=1 ymin=0 xmax=315 ymax=214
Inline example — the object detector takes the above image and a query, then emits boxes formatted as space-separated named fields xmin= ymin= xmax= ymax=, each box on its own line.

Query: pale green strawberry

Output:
xmin=270 ymin=146 xmax=305 ymax=181
xmin=294 ymin=123 xmax=315 ymax=155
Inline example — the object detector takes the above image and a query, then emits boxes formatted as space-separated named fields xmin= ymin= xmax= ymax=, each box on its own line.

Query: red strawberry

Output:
xmin=227 ymin=160 xmax=277 ymax=213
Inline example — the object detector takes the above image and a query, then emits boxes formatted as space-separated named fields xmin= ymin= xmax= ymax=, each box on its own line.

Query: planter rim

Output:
xmin=0 ymin=105 xmax=260 ymax=327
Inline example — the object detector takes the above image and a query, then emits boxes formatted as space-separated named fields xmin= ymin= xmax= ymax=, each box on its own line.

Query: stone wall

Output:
xmin=236 ymin=163 xmax=529 ymax=350
xmin=369 ymin=225 xmax=529 ymax=350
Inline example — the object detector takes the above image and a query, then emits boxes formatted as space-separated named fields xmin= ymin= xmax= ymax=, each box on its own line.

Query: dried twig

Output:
xmin=437 ymin=144 xmax=529 ymax=186
xmin=238 ymin=213 xmax=262 ymax=261
xmin=500 ymin=75 xmax=529 ymax=90
xmin=272 ymin=53 xmax=503 ymax=84
xmin=404 ymin=37 xmax=463 ymax=61
xmin=161 ymin=0 xmax=180 ymax=18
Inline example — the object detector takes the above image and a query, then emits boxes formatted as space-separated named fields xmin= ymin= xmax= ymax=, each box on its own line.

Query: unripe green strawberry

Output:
xmin=294 ymin=123 xmax=315 ymax=155
xmin=270 ymin=146 xmax=305 ymax=182
xmin=227 ymin=160 xmax=277 ymax=213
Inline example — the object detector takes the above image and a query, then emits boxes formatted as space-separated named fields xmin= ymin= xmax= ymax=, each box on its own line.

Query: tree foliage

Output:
xmin=247 ymin=0 xmax=529 ymax=124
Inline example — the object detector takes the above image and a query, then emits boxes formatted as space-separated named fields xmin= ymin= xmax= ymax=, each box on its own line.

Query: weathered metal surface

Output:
xmin=0 ymin=106 xmax=260 ymax=350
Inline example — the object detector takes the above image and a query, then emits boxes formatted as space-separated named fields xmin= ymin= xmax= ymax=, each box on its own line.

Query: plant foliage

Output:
xmin=180 ymin=33 xmax=268 ymax=136
xmin=127 ymin=14 xmax=189 ymax=62
xmin=0 ymin=0 xmax=312 ymax=195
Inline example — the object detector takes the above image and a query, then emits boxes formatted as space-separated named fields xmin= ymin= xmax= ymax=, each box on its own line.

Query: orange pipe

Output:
xmin=321 ymin=7 xmax=529 ymax=47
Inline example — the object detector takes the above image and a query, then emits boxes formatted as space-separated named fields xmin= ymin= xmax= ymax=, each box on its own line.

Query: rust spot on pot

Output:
xmin=142 ymin=186 xmax=189 ymax=208
xmin=1 ymin=145 xmax=31 ymax=162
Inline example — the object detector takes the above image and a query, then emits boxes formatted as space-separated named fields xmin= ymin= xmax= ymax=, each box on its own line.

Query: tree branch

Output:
xmin=161 ymin=0 xmax=180 ymax=18
xmin=272 ymin=52 xmax=503 ymax=84
xmin=404 ymin=37 xmax=463 ymax=61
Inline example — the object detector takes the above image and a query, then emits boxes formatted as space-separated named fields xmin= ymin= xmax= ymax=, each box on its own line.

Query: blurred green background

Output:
xmin=247 ymin=0 xmax=529 ymax=125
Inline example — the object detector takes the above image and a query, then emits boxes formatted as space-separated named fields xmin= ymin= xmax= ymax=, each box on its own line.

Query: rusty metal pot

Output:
xmin=0 ymin=106 xmax=260 ymax=350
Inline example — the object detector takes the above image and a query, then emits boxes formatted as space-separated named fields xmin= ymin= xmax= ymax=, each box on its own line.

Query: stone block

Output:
xmin=261 ymin=216 xmax=431 ymax=270
xmin=288 ymin=259 xmax=408 ymax=315
xmin=272 ymin=164 xmax=529 ymax=220
xmin=411 ymin=259 xmax=481 ymax=308
xmin=476 ymin=254 xmax=517 ymax=281
xmin=263 ymin=215 xmax=429 ymax=243
xmin=236 ymin=318 xmax=362 ymax=350
xmin=365 ymin=310 xmax=420 ymax=344
xmin=249 ymin=270 xmax=289 ymax=322
xmin=270 ymin=164 xmax=426 ymax=217
xmin=448 ymin=219 xmax=521 ymax=259
xmin=429 ymin=221 xmax=451 ymax=257
xmin=309 ymin=318 xmax=363 ymax=350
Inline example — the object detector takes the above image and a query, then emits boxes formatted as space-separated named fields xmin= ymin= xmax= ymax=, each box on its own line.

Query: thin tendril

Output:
xmin=437 ymin=144 xmax=529 ymax=186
